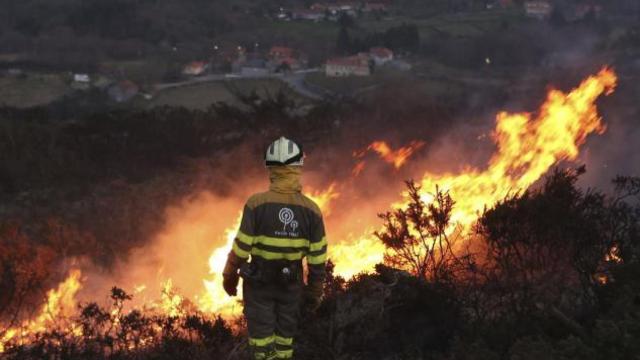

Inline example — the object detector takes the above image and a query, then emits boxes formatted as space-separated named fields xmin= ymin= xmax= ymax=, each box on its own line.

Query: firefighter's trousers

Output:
xmin=243 ymin=280 xmax=302 ymax=359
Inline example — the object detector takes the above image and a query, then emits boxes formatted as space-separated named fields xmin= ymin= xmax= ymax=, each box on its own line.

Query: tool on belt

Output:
xmin=240 ymin=259 xmax=302 ymax=286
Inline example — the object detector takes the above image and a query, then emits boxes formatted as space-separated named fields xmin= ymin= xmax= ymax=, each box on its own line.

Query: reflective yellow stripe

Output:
xmin=237 ymin=231 xmax=254 ymax=246
xmin=255 ymin=235 xmax=309 ymax=248
xmin=232 ymin=241 xmax=250 ymax=259
xmin=249 ymin=335 xmax=275 ymax=347
xmin=307 ymin=252 xmax=327 ymax=265
xmin=275 ymin=349 xmax=293 ymax=358
xmin=309 ymin=237 xmax=327 ymax=252
xmin=251 ymin=248 xmax=304 ymax=261
xmin=255 ymin=351 xmax=277 ymax=360
xmin=274 ymin=335 xmax=293 ymax=346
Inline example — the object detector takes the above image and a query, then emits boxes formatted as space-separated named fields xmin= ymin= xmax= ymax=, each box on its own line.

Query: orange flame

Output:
xmin=414 ymin=68 xmax=616 ymax=228
xmin=1 ymin=269 xmax=83 ymax=352
xmin=160 ymin=279 xmax=186 ymax=317
xmin=356 ymin=140 xmax=426 ymax=170
xmin=198 ymin=212 xmax=244 ymax=317
xmin=306 ymin=182 xmax=340 ymax=216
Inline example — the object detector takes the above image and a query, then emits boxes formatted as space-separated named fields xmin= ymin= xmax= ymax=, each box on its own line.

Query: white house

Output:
xmin=73 ymin=74 xmax=90 ymax=83
xmin=525 ymin=0 xmax=553 ymax=19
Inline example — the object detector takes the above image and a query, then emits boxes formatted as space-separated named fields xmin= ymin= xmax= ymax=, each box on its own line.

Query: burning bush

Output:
xmin=375 ymin=180 xmax=467 ymax=284
xmin=1 ymin=286 xmax=238 ymax=360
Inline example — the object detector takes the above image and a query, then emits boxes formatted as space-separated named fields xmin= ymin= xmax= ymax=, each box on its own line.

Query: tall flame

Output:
xmin=416 ymin=68 xmax=616 ymax=227
xmin=198 ymin=212 xmax=243 ymax=317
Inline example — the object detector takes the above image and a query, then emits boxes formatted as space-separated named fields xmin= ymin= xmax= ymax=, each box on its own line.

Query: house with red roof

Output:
xmin=291 ymin=9 xmax=325 ymax=21
xmin=268 ymin=46 xmax=307 ymax=71
xmin=269 ymin=46 xmax=295 ymax=60
xmin=107 ymin=80 xmax=139 ymax=103
xmin=363 ymin=3 xmax=388 ymax=12
xmin=182 ymin=61 xmax=209 ymax=76
xmin=369 ymin=47 xmax=394 ymax=65
xmin=325 ymin=54 xmax=371 ymax=77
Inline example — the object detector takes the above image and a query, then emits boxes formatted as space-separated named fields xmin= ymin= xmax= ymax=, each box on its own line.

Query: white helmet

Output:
xmin=265 ymin=136 xmax=304 ymax=166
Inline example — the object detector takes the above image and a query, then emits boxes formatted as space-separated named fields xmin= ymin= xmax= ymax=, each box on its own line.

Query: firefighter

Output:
xmin=222 ymin=136 xmax=327 ymax=360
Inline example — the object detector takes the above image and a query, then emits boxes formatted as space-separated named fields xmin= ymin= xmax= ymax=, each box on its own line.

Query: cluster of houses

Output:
xmin=65 ymin=44 xmax=312 ymax=104
xmin=523 ymin=0 xmax=602 ymax=20
xmin=70 ymin=72 xmax=143 ymax=103
xmin=52 ymin=0 xmax=611 ymax=103
xmin=466 ymin=0 xmax=603 ymax=21
xmin=281 ymin=0 xmax=603 ymax=23
xmin=491 ymin=0 xmax=602 ymax=21
xmin=278 ymin=1 xmax=389 ymax=22
xmin=182 ymin=45 xmax=309 ymax=78
xmin=325 ymin=47 xmax=395 ymax=77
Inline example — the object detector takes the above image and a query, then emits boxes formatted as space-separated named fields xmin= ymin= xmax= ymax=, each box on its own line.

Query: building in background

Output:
xmin=326 ymin=54 xmax=371 ymax=77
xmin=369 ymin=47 xmax=394 ymax=66
xmin=363 ymin=3 xmax=388 ymax=13
xmin=525 ymin=0 xmax=553 ymax=19
xmin=72 ymin=73 xmax=91 ymax=90
xmin=108 ymin=80 xmax=139 ymax=103
xmin=240 ymin=59 xmax=269 ymax=77
xmin=182 ymin=61 xmax=209 ymax=76
xmin=291 ymin=9 xmax=325 ymax=21
xmin=268 ymin=46 xmax=307 ymax=72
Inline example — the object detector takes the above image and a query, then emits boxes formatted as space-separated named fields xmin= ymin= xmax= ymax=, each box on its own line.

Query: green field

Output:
xmin=306 ymin=70 xmax=390 ymax=96
xmin=100 ymin=59 xmax=171 ymax=86
xmin=146 ymin=78 xmax=309 ymax=110
xmin=360 ymin=9 xmax=523 ymax=39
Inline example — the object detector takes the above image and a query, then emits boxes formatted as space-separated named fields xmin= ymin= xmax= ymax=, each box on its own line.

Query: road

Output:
xmin=154 ymin=69 xmax=330 ymax=101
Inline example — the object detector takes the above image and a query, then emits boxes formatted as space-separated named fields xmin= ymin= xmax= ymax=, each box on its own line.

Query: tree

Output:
xmin=549 ymin=7 xmax=567 ymax=27
xmin=375 ymin=181 xmax=463 ymax=282
xmin=337 ymin=13 xmax=355 ymax=29
xmin=336 ymin=26 xmax=351 ymax=55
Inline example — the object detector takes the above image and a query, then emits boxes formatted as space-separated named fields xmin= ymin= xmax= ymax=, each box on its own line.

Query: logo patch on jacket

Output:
xmin=277 ymin=207 xmax=299 ymax=237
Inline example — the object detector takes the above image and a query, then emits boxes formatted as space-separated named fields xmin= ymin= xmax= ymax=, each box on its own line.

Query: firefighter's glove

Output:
xmin=223 ymin=273 xmax=239 ymax=296
xmin=222 ymin=257 xmax=241 ymax=297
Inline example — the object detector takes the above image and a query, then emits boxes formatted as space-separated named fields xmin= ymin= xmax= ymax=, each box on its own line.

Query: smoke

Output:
xmin=579 ymin=104 xmax=640 ymax=190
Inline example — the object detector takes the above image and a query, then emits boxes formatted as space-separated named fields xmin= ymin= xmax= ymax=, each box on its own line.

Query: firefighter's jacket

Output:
xmin=224 ymin=166 xmax=327 ymax=292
